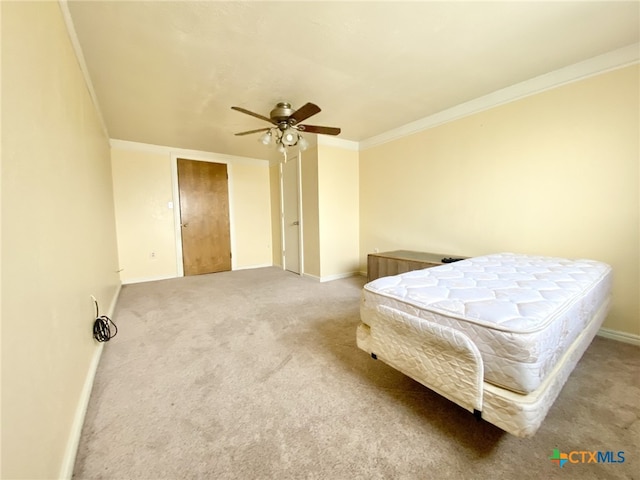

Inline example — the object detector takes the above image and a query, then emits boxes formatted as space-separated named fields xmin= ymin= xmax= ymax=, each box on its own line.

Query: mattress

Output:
xmin=361 ymin=253 xmax=612 ymax=393
xmin=356 ymin=294 xmax=610 ymax=437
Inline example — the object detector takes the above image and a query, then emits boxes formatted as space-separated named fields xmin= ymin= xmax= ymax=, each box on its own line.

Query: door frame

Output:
xmin=170 ymin=153 xmax=237 ymax=277
xmin=280 ymin=151 xmax=304 ymax=274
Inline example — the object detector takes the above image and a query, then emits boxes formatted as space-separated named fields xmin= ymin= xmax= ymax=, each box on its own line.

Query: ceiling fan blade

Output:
xmin=234 ymin=127 xmax=271 ymax=136
xmin=298 ymin=124 xmax=341 ymax=136
xmin=231 ymin=106 xmax=275 ymax=124
xmin=290 ymin=103 xmax=321 ymax=124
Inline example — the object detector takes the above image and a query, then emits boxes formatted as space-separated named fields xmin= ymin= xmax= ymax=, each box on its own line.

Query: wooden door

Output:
xmin=177 ymin=159 xmax=231 ymax=275
xmin=282 ymin=155 xmax=300 ymax=274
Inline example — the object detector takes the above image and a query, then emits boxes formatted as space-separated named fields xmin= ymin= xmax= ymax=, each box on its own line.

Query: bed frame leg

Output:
xmin=473 ymin=409 xmax=482 ymax=422
xmin=371 ymin=353 xmax=377 ymax=360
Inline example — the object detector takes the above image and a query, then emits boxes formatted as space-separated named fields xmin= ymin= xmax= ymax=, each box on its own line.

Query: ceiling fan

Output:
xmin=231 ymin=102 xmax=341 ymax=151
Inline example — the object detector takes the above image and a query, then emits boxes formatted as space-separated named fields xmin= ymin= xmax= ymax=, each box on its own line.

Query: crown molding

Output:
xmin=109 ymin=139 xmax=269 ymax=165
xmin=317 ymin=135 xmax=360 ymax=151
xmin=58 ymin=0 xmax=109 ymax=138
xmin=360 ymin=43 xmax=640 ymax=151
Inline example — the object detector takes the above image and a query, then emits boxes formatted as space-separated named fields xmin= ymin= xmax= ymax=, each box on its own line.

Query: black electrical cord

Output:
xmin=93 ymin=299 xmax=118 ymax=342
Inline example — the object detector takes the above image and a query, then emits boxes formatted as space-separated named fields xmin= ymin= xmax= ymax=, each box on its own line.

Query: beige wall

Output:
xmin=318 ymin=144 xmax=360 ymax=279
xmin=111 ymin=145 xmax=272 ymax=282
xmin=360 ymin=65 xmax=639 ymax=336
xmin=111 ymin=149 xmax=177 ymax=282
xmin=301 ymin=148 xmax=321 ymax=277
xmin=2 ymin=2 xmax=121 ymax=478
xmin=229 ymin=162 xmax=273 ymax=268
xmin=269 ymin=163 xmax=283 ymax=267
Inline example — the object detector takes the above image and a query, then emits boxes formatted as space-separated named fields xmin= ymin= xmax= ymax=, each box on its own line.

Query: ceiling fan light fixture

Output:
xmin=298 ymin=135 xmax=309 ymax=151
xmin=231 ymin=102 xmax=340 ymax=154
xmin=258 ymin=130 xmax=273 ymax=145
xmin=281 ymin=128 xmax=299 ymax=146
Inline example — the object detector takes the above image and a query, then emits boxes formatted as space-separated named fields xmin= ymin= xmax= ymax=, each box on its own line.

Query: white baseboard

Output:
xmin=59 ymin=344 xmax=104 ymax=479
xmin=233 ymin=263 xmax=274 ymax=271
xmin=122 ymin=273 xmax=178 ymax=285
xmin=597 ymin=327 xmax=640 ymax=346
xmin=302 ymin=272 xmax=321 ymax=282
xmin=320 ymin=271 xmax=361 ymax=283
xmin=122 ymin=265 xmax=275 ymax=284
xmin=305 ymin=271 xmax=367 ymax=282
xmin=59 ymin=283 xmax=122 ymax=479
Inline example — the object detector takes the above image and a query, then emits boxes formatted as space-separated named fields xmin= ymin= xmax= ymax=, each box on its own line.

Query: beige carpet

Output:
xmin=73 ymin=267 xmax=639 ymax=479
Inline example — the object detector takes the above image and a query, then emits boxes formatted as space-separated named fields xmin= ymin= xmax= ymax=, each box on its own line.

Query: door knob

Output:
xmin=292 ymin=221 xmax=299 ymax=226
xmin=181 ymin=223 xmax=189 ymax=228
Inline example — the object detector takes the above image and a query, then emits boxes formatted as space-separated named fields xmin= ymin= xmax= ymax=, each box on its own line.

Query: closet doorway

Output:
xmin=282 ymin=155 xmax=301 ymax=274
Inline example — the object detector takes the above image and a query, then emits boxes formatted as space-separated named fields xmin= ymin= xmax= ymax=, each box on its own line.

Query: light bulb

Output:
xmin=281 ymin=128 xmax=298 ymax=146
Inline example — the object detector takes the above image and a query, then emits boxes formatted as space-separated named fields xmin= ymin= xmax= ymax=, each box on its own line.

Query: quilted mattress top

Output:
xmin=364 ymin=252 xmax=611 ymax=334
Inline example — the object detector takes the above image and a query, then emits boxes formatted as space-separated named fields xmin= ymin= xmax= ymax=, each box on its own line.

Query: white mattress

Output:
xmin=362 ymin=253 xmax=612 ymax=393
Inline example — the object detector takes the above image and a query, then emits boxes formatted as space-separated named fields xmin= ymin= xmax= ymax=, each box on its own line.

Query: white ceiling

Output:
xmin=66 ymin=1 xmax=640 ymax=161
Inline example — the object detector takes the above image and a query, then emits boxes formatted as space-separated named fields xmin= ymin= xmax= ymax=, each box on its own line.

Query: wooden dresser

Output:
xmin=367 ymin=250 xmax=465 ymax=282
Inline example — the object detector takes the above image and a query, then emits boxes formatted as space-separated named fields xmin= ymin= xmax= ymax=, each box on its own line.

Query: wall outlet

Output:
xmin=150 ymin=252 xmax=156 ymax=259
